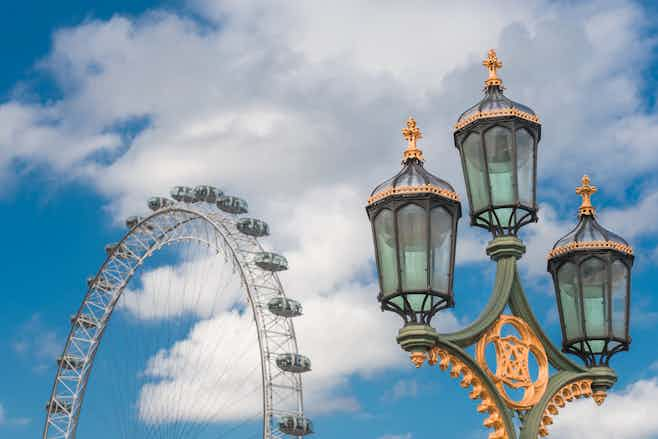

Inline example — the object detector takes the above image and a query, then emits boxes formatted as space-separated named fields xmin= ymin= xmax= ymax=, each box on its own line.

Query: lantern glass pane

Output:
xmin=516 ymin=128 xmax=534 ymax=206
xmin=558 ymin=262 xmax=583 ymax=339
xmin=397 ymin=204 xmax=428 ymax=295
xmin=430 ymin=206 xmax=452 ymax=292
xmin=611 ymin=260 xmax=629 ymax=338
xmin=484 ymin=126 xmax=514 ymax=203
xmin=374 ymin=209 xmax=398 ymax=295
xmin=463 ymin=133 xmax=489 ymax=212
xmin=581 ymin=257 xmax=607 ymax=339
xmin=407 ymin=294 xmax=432 ymax=312
xmin=485 ymin=126 xmax=514 ymax=226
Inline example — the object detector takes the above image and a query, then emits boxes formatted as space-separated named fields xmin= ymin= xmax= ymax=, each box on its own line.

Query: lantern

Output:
xmin=547 ymin=176 xmax=633 ymax=367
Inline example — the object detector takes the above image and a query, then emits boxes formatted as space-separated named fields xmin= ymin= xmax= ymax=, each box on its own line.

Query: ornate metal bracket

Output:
xmin=403 ymin=236 xmax=617 ymax=438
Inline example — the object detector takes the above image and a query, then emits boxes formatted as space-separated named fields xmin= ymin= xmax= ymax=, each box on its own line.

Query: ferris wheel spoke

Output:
xmin=44 ymin=197 xmax=311 ymax=439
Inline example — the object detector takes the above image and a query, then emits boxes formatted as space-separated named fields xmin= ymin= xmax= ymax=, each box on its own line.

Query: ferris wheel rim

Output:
xmin=43 ymin=202 xmax=306 ymax=439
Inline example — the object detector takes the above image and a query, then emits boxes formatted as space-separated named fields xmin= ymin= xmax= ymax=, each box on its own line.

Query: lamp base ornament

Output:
xmin=396 ymin=324 xmax=439 ymax=368
xmin=429 ymin=347 xmax=509 ymax=439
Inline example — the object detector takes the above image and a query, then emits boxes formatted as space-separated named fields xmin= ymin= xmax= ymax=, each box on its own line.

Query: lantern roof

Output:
xmin=455 ymin=49 xmax=540 ymax=132
xmin=368 ymin=117 xmax=459 ymax=206
xmin=548 ymin=175 xmax=633 ymax=259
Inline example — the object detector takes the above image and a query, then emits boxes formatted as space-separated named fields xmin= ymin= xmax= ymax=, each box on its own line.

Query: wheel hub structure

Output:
xmin=43 ymin=187 xmax=312 ymax=439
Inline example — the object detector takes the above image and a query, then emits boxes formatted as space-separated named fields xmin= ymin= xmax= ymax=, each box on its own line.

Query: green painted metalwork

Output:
xmin=435 ymin=338 xmax=518 ymax=439
xmin=416 ymin=236 xmax=618 ymax=439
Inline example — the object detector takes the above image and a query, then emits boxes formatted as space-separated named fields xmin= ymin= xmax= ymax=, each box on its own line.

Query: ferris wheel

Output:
xmin=43 ymin=185 xmax=314 ymax=439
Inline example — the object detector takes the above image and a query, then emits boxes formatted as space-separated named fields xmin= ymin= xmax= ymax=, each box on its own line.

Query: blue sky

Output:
xmin=2 ymin=1 xmax=658 ymax=438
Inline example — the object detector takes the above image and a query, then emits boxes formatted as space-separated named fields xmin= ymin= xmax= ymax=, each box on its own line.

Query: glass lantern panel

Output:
xmin=463 ymin=133 xmax=490 ymax=212
xmin=557 ymin=262 xmax=583 ymax=340
xmin=581 ymin=257 xmax=607 ymax=339
xmin=374 ymin=209 xmax=398 ymax=295
xmin=515 ymin=128 xmax=534 ymax=206
xmin=611 ymin=260 xmax=629 ymax=339
xmin=397 ymin=204 xmax=428 ymax=295
xmin=407 ymin=294 xmax=433 ymax=312
xmin=485 ymin=126 xmax=514 ymax=225
xmin=430 ymin=206 xmax=453 ymax=292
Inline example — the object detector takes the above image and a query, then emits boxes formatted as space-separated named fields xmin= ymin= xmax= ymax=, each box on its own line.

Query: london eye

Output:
xmin=43 ymin=185 xmax=313 ymax=439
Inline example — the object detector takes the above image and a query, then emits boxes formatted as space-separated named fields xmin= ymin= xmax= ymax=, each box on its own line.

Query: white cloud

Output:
xmin=4 ymin=0 xmax=658 ymax=429
xmin=383 ymin=379 xmax=419 ymax=402
xmin=12 ymin=314 xmax=61 ymax=373
xmin=0 ymin=0 xmax=654 ymax=217
xmin=551 ymin=378 xmax=658 ymax=439
xmin=119 ymin=252 xmax=244 ymax=320
xmin=0 ymin=402 xmax=30 ymax=427
xmin=137 ymin=311 xmax=263 ymax=423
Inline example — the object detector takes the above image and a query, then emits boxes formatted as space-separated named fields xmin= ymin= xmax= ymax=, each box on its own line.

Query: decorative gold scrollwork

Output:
xmin=538 ymin=379 xmax=593 ymax=437
xmin=476 ymin=315 xmax=549 ymax=410
xmin=429 ymin=348 xmax=509 ymax=439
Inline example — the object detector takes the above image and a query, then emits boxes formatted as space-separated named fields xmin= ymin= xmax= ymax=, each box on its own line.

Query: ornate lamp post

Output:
xmin=366 ymin=50 xmax=634 ymax=439
xmin=366 ymin=117 xmax=462 ymax=365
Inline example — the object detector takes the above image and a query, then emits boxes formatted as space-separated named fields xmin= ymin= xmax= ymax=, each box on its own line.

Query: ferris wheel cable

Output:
xmin=145 ymin=245 xmax=258 ymax=439
xmin=106 ymin=258 xmax=250 ymax=439
xmin=172 ymin=255 xmax=255 ymax=438
xmin=178 ymin=325 xmax=261 ymax=439
xmin=184 ymin=361 xmax=263 ymax=439
xmin=215 ymin=411 xmax=263 ymax=439
xmin=45 ymin=204 xmax=307 ymax=439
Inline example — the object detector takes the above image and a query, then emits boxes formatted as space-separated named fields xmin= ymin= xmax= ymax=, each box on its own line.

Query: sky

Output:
xmin=2 ymin=0 xmax=658 ymax=438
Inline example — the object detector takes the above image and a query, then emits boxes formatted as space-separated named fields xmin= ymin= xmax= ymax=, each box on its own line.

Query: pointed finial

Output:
xmin=401 ymin=117 xmax=424 ymax=162
xmin=483 ymin=49 xmax=503 ymax=87
xmin=576 ymin=175 xmax=597 ymax=216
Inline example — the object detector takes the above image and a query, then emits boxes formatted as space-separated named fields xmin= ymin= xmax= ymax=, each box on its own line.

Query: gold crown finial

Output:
xmin=402 ymin=117 xmax=424 ymax=162
xmin=576 ymin=175 xmax=597 ymax=216
xmin=483 ymin=49 xmax=503 ymax=87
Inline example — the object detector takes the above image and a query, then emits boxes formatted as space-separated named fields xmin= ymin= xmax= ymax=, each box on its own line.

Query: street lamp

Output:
xmin=366 ymin=50 xmax=633 ymax=439
xmin=454 ymin=49 xmax=540 ymax=236
xmin=548 ymin=175 xmax=633 ymax=369
xmin=366 ymin=117 xmax=461 ymax=363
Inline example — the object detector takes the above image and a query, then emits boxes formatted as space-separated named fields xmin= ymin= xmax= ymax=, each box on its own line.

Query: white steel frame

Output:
xmin=43 ymin=201 xmax=305 ymax=439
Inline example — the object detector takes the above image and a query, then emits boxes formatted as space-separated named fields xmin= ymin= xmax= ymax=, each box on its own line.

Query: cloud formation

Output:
xmin=551 ymin=378 xmax=658 ymax=439
xmin=5 ymin=0 xmax=658 ymax=433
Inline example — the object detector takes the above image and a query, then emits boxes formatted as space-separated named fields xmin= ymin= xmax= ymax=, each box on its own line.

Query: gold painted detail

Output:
xmin=410 ymin=351 xmax=426 ymax=368
xmin=483 ymin=49 xmax=503 ymax=87
xmin=538 ymin=380 xmax=593 ymax=437
xmin=428 ymin=347 xmax=510 ymax=439
xmin=547 ymin=240 xmax=634 ymax=259
xmin=402 ymin=117 xmax=424 ymax=162
xmin=367 ymin=184 xmax=460 ymax=206
xmin=576 ymin=175 xmax=597 ymax=216
xmin=476 ymin=315 xmax=549 ymax=410
xmin=454 ymin=108 xmax=540 ymax=131
xmin=592 ymin=389 xmax=607 ymax=406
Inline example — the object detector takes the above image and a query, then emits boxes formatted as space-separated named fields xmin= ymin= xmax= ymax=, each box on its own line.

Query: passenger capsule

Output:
xmin=148 ymin=197 xmax=174 ymax=211
xmin=237 ymin=218 xmax=270 ymax=237
xmin=46 ymin=399 xmax=72 ymax=414
xmin=170 ymin=186 xmax=195 ymax=203
xmin=278 ymin=415 xmax=314 ymax=436
xmin=267 ymin=297 xmax=302 ymax=317
xmin=71 ymin=314 xmax=101 ymax=329
xmin=57 ymin=354 xmax=84 ymax=370
xmin=126 ymin=215 xmax=141 ymax=229
xmin=194 ymin=185 xmax=223 ymax=203
xmin=105 ymin=243 xmax=136 ymax=260
xmin=217 ymin=196 xmax=248 ymax=214
xmin=255 ymin=252 xmax=288 ymax=272
xmin=125 ymin=216 xmax=154 ymax=231
xmin=276 ymin=353 xmax=311 ymax=373
xmin=87 ymin=276 xmax=113 ymax=291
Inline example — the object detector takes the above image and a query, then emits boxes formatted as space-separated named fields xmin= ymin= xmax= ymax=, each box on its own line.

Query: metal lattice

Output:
xmin=43 ymin=199 xmax=307 ymax=439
